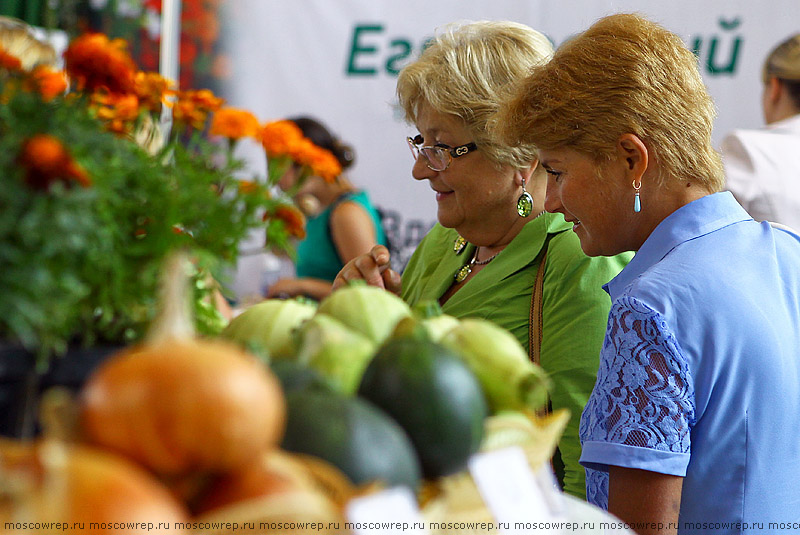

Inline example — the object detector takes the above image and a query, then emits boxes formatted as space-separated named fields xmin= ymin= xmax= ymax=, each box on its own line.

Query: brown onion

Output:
xmin=78 ymin=253 xmax=286 ymax=477
xmin=0 ymin=439 xmax=190 ymax=534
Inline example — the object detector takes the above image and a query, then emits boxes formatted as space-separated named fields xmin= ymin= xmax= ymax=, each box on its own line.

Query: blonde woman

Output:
xmin=497 ymin=13 xmax=800 ymax=534
xmin=721 ymin=33 xmax=800 ymax=230
xmin=334 ymin=20 xmax=630 ymax=499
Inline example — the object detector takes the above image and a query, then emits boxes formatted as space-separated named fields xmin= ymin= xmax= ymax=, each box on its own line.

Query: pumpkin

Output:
xmin=0 ymin=439 xmax=190 ymax=534
xmin=79 ymin=253 xmax=286 ymax=477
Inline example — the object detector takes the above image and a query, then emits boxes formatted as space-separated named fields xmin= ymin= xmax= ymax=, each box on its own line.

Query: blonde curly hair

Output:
xmin=396 ymin=20 xmax=553 ymax=170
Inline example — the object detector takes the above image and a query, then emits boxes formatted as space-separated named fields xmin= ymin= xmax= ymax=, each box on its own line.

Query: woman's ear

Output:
xmin=617 ymin=134 xmax=649 ymax=180
xmin=515 ymin=160 xmax=538 ymax=186
xmin=768 ymin=76 xmax=782 ymax=105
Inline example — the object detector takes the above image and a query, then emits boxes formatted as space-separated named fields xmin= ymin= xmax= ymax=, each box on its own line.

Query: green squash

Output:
xmin=358 ymin=336 xmax=488 ymax=478
xmin=281 ymin=389 xmax=422 ymax=490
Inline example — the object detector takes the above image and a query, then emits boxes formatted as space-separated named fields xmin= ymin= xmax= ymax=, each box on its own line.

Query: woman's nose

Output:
xmin=411 ymin=155 xmax=435 ymax=181
xmin=543 ymin=182 xmax=563 ymax=214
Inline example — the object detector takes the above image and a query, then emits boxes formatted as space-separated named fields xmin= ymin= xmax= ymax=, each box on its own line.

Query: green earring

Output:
xmin=517 ymin=177 xmax=533 ymax=217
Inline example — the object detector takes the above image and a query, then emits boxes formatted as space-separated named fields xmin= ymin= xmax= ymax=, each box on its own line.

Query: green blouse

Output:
xmin=401 ymin=212 xmax=631 ymax=499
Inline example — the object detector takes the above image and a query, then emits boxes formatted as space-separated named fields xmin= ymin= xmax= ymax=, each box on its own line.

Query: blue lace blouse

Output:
xmin=580 ymin=192 xmax=800 ymax=533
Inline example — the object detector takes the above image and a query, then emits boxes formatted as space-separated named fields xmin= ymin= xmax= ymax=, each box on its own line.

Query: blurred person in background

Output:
xmin=497 ymin=13 xmax=800 ymax=534
xmin=266 ymin=116 xmax=387 ymax=301
xmin=721 ymin=33 xmax=800 ymax=230
xmin=0 ymin=15 xmax=57 ymax=69
xmin=333 ymin=20 xmax=631 ymax=499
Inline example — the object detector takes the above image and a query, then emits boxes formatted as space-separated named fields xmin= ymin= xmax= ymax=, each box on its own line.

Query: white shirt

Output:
xmin=720 ymin=113 xmax=800 ymax=230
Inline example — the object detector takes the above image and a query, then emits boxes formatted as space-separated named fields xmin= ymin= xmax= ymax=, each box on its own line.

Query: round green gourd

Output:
xmin=358 ymin=336 xmax=488 ymax=479
xmin=280 ymin=389 xmax=422 ymax=490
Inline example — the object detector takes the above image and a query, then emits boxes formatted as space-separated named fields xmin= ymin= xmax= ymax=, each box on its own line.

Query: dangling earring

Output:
xmin=632 ymin=179 xmax=642 ymax=213
xmin=517 ymin=177 xmax=533 ymax=217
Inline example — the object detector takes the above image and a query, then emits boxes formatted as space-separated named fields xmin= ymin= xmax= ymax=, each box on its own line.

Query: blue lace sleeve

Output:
xmin=580 ymin=295 xmax=696 ymax=508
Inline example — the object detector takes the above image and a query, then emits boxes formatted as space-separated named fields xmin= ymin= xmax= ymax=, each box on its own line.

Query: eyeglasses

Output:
xmin=406 ymin=134 xmax=478 ymax=171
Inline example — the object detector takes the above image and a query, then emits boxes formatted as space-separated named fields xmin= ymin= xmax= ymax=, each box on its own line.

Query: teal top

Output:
xmin=401 ymin=212 xmax=632 ymax=499
xmin=296 ymin=190 xmax=387 ymax=283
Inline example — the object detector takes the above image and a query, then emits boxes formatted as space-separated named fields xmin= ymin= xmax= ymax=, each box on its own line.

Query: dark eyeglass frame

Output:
xmin=406 ymin=134 xmax=478 ymax=171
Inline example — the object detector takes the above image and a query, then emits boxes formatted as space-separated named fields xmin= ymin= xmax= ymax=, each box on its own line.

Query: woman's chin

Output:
xmin=436 ymin=208 xmax=458 ymax=229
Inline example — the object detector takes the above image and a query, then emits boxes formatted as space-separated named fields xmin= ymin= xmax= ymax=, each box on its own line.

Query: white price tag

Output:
xmin=346 ymin=486 xmax=428 ymax=535
xmin=468 ymin=447 xmax=558 ymax=534
xmin=535 ymin=462 xmax=567 ymax=517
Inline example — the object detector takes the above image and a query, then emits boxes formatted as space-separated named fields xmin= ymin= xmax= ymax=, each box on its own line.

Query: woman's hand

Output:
xmin=265 ymin=277 xmax=333 ymax=301
xmin=332 ymin=245 xmax=402 ymax=295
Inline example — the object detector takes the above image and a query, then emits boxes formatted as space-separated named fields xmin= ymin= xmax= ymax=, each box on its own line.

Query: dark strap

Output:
xmin=529 ymin=243 xmax=549 ymax=365
xmin=529 ymin=238 xmax=552 ymax=418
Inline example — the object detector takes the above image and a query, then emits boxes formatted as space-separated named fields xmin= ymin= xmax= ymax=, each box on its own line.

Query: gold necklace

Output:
xmin=454 ymin=246 xmax=500 ymax=283
xmin=453 ymin=211 xmax=546 ymax=283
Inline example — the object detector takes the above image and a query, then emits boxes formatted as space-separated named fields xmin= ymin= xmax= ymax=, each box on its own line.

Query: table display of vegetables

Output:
xmin=0 ymin=254 xmax=569 ymax=534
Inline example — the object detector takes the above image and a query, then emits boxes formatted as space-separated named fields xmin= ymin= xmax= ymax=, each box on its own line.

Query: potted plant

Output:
xmin=0 ymin=32 xmax=338 ymax=437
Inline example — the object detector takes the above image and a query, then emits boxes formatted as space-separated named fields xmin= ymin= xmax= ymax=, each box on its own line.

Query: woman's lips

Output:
xmin=435 ymin=191 xmax=453 ymax=202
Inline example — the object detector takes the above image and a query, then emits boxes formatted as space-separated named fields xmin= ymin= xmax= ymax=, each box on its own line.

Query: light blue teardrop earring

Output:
xmin=517 ymin=177 xmax=533 ymax=217
xmin=633 ymin=179 xmax=642 ymax=213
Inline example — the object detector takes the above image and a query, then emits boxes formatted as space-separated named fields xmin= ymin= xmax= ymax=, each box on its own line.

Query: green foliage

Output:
xmin=0 ymin=79 xmax=285 ymax=367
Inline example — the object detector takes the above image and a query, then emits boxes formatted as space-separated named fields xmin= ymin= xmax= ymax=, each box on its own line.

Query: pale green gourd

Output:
xmin=440 ymin=318 xmax=551 ymax=413
xmin=221 ymin=298 xmax=317 ymax=359
xmin=293 ymin=313 xmax=376 ymax=395
xmin=317 ymin=281 xmax=411 ymax=344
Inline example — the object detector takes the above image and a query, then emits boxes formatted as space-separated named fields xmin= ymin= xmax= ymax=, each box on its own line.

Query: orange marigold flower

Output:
xmin=64 ymin=160 xmax=91 ymax=188
xmin=0 ymin=48 xmax=22 ymax=72
xmin=308 ymin=147 xmax=342 ymax=182
xmin=29 ymin=66 xmax=68 ymax=101
xmin=287 ymin=136 xmax=317 ymax=166
xmin=260 ymin=120 xmax=304 ymax=157
xmin=64 ymin=33 xmax=137 ymax=94
xmin=285 ymin=140 xmax=342 ymax=182
xmin=238 ymin=180 xmax=258 ymax=194
xmin=135 ymin=71 xmax=173 ymax=113
xmin=171 ymin=88 xmax=225 ymax=131
xmin=266 ymin=204 xmax=306 ymax=240
xmin=18 ymin=134 xmax=91 ymax=190
xmin=238 ymin=179 xmax=271 ymax=199
xmin=91 ymin=91 xmax=140 ymax=135
xmin=210 ymin=107 xmax=261 ymax=140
